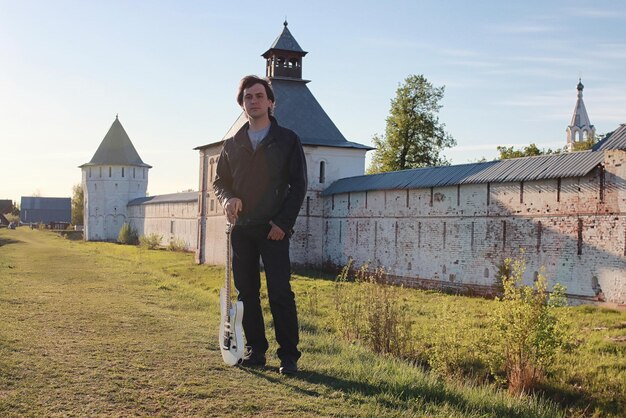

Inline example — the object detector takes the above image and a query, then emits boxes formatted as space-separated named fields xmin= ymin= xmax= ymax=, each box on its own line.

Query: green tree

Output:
xmin=368 ymin=74 xmax=456 ymax=174
xmin=496 ymin=143 xmax=560 ymax=160
xmin=571 ymin=132 xmax=601 ymax=152
xmin=71 ymin=184 xmax=84 ymax=226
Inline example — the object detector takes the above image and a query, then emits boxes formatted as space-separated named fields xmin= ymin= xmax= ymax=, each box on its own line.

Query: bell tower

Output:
xmin=262 ymin=21 xmax=308 ymax=80
xmin=566 ymin=79 xmax=595 ymax=151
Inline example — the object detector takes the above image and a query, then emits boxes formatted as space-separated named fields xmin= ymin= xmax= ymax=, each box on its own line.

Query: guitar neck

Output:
xmin=224 ymin=224 xmax=232 ymax=312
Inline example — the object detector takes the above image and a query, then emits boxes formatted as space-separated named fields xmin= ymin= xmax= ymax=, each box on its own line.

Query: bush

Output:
xmin=117 ymin=223 xmax=139 ymax=245
xmin=139 ymin=233 xmax=163 ymax=250
xmin=333 ymin=261 xmax=413 ymax=357
xmin=489 ymin=254 xmax=569 ymax=395
xmin=167 ymin=238 xmax=187 ymax=252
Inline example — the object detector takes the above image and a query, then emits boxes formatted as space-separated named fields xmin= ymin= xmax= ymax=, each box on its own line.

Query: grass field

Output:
xmin=0 ymin=227 xmax=624 ymax=417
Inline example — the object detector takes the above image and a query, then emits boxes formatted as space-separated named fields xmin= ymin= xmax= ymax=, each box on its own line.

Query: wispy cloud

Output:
xmin=359 ymin=37 xmax=429 ymax=50
xmin=441 ymin=48 xmax=480 ymax=58
xmin=506 ymin=55 xmax=572 ymax=66
xmin=444 ymin=59 xmax=500 ymax=69
xmin=491 ymin=23 xmax=560 ymax=34
xmin=589 ymin=43 xmax=626 ymax=60
xmin=566 ymin=8 xmax=626 ymax=19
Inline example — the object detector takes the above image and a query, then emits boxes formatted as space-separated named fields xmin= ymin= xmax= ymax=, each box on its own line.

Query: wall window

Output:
xmin=122 ymin=167 xmax=125 ymax=178
xmin=109 ymin=167 xmax=112 ymax=177
xmin=133 ymin=167 xmax=136 ymax=178
xmin=319 ymin=161 xmax=326 ymax=183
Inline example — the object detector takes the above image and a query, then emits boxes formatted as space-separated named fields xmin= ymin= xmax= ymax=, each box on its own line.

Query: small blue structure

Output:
xmin=20 ymin=197 xmax=71 ymax=225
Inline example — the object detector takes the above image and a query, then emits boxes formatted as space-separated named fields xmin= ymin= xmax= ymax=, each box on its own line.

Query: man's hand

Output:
xmin=267 ymin=221 xmax=285 ymax=240
xmin=224 ymin=198 xmax=242 ymax=224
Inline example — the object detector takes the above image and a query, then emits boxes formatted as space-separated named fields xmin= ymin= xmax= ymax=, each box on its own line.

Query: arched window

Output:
xmin=319 ymin=161 xmax=326 ymax=184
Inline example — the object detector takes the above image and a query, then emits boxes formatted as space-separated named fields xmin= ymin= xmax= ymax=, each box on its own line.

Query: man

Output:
xmin=213 ymin=75 xmax=308 ymax=375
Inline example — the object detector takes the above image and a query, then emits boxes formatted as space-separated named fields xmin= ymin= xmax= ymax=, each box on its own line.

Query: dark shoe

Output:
xmin=240 ymin=350 xmax=266 ymax=367
xmin=279 ymin=358 xmax=298 ymax=375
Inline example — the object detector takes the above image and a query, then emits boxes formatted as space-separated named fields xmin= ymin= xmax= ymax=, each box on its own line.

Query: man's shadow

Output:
xmin=242 ymin=367 xmax=530 ymax=417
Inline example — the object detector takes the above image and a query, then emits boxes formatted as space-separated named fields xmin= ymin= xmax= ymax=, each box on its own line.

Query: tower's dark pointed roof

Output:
xmin=262 ymin=21 xmax=307 ymax=57
xmin=220 ymin=79 xmax=371 ymax=150
xmin=80 ymin=116 xmax=151 ymax=168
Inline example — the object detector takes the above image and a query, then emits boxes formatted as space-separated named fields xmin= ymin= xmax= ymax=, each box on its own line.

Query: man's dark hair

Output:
xmin=237 ymin=75 xmax=275 ymax=115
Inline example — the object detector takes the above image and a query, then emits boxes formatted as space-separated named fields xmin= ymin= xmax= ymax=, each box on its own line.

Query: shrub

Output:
xmin=333 ymin=261 xmax=413 ymax=357
xmin=489 ymin=254 xmax=569 ymax=395
xmin=167 ymin=238 xmax=187 ymax=252
xmin=139 ymin=233 xmax=163 ymax=250
xmin=117 ymin=223 xmax=139 ymax=245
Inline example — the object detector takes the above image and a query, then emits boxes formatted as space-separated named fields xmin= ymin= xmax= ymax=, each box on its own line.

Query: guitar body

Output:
xmin=219 ymin=288 xmax=245 ymax=366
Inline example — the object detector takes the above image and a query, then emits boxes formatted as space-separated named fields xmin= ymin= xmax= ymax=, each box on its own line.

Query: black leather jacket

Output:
xmin=213 ymin=117 xmax=308 ymax=234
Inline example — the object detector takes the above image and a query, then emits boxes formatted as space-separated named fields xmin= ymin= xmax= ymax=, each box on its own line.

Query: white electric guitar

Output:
xmin=219 ymin=223 xmax=245 ymax=365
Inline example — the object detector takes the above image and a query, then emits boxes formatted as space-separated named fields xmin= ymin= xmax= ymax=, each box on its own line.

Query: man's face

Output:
xmin=242 ymin=83 xmax=273 ymax=121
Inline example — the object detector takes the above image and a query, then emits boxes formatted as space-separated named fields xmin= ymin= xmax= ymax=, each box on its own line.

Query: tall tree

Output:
xmin=71 ymin=184 xmax=84 ymax=226
xmin=368 ymin=74 xmax=456 ymax=174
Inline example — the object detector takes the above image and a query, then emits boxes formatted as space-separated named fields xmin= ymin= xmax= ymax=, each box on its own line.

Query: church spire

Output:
xmin=566 ymin=78 xmax=595 ymax=151
xmin=262 ymin=21 xmax=308 ymax=80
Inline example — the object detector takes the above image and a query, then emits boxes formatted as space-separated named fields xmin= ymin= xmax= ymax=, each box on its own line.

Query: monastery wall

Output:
xmin=322 ymin=151 xmax=626 ymax=304
xmin=198 ymin=144 xmax=367 ymax=266
xmin=127 ymin=200 xmax=198 ymax=251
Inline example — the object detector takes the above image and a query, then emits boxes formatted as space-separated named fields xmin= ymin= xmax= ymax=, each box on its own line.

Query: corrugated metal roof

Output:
xmin=128 ymin=192 xmax=197 ymax=206
xmin=322 ymin=150 xmax=605 ymax=196
xmin=592 ymin=124 xmax=626 ymax=151
xmin=80 ymin=117 xmax=151 ymax=168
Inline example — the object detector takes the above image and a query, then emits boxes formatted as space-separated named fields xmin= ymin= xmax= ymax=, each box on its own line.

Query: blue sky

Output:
xmin=2 ymin=0 xmax=626 ymax=203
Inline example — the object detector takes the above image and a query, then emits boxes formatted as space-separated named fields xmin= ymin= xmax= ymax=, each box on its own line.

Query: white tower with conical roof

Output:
xmin=566 ymin=79 xmax=595 ymax=151
xmin=79 ymin=116 xmax=151 ymax=241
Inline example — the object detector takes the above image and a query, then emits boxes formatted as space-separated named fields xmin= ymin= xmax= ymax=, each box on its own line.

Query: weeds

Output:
xmin=117 ymin=223 xmax=138 ymax=245
xmin=333 ymin=262 xmax=413 ymax=357
xmin=139 ymin=233 xmax=163 ymax=250
xmin=167 ymin=238 xmax=187 ymax=252
xmin=425 ymin=300 xmax=488 ymax=379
